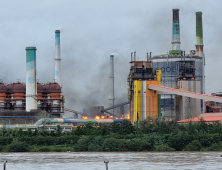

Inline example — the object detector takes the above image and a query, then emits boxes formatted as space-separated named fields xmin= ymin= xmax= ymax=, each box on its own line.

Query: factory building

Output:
xmin=0 ymin=81 xmax=64 ymax=117
xmin=151 ymin=9 xmax=205 ymax=118
xmin=90 ymin=106 xmax=105 ymax=118
xmin=128 ymin=9 xmax=205 ymax=123
xmin=0 ymin=30 xmax=65 ymax=124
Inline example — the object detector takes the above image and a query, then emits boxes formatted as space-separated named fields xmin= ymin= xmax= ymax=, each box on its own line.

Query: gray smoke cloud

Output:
xmin=0 ymin=0 xmax=220 ymax=117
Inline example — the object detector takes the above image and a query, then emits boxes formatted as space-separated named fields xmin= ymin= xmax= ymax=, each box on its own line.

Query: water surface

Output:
xmin=0 ymin=152 xmax=221 ymax=170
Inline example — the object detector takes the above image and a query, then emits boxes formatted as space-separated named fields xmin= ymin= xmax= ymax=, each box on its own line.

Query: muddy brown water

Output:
xmin=0 ymin=152 xmax=222 ymax=170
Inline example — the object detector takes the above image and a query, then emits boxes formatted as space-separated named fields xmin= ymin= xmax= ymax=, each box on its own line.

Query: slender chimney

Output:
xmin=55 ymin=30 xmax=61 ymax=85
xmin=195 ymin=12 xmax=203 ymax=56
xmin=172 ymin=9 xmax=181 ymax=50
xmin=26 ymin=47 xmax=37 ymax=111
xmin=109 ymin=54 xmax=115 ymax=114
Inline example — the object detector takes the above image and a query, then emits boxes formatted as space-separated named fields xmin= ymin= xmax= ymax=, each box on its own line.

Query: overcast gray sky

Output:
xmin=0 ymin=0 xmax=220 ymax=113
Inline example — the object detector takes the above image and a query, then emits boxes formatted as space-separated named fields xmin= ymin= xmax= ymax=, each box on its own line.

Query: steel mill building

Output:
xmin=127 ymin=9 xmax=206 ymax=123
xmin=151 ymin=10 xmax=205 ymax=119
xmin=0 ymin=30 xmax=64 ymax=124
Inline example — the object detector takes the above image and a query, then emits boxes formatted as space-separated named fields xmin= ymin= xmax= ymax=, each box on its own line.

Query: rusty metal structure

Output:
xmin=0 ymin=30 xmax=65 ymax=124
xmin=205 ymin=93 xmax=222 ymax=113
xmin=0 ymin=81 xmax=64 ymax=118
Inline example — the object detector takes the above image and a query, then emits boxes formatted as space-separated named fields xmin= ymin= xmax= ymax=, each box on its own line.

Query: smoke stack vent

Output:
xmin=25 ymin=47 xmax=37 ymax=111
xmin=169 ymin=9 xmax=182 ymax=55
xmin=172 ymin=9 xmax=180 ymax=50
xmin=195 ymin=12 xmax=204 ymax=56
xmin=109 ymin=54 xmax=115 ymax=114
xmin=55 ymin=30 xmax=61 ymax=85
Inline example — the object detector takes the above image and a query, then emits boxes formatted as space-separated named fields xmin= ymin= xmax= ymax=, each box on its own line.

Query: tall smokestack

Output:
xmin=172 ymin=9 xmax=180 ymax=50
xmin=55 ymin=30 xmax=61 ymax=85
xmin=195 ymin=12 xmax=203 ymax=56
xmin=109 ymin=54 xmax=115 ymax=114
xmin=26 ymin=47 xmax=37 ymax=111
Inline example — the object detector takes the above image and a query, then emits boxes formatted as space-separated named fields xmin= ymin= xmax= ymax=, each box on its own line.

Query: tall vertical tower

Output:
xmin=55 ymin=30 xmax=61 ymax=86
xmin=172 ymin=9 xmax=181 ymax=51
xmin=195 ymin=11 xmax=205 ymax=113
xmin=109 ymin=54 xmax=115 ymax=114
xmin=152 ymin=9 xmax=205 ymax=118
xmin=195 ymin=12 xmax=204 ymax=56
xmin=26 ymin=47 xmax=37 ymax=112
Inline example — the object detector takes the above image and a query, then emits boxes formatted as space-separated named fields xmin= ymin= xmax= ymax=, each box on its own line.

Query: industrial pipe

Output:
xmin=34 ymin=118 xmax=127 ymax=125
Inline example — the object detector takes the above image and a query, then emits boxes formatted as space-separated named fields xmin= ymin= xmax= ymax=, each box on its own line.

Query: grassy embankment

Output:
xmin=1 ymin=118 xmax=222 ymax=152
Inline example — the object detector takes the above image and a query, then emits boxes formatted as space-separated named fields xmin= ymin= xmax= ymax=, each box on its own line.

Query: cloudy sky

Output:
xmin=0 ymin=0 xmax=220 ymax=114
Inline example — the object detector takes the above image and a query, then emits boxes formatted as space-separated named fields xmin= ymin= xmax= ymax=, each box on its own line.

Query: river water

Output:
xmin=0 ymin=152 xmax=222 ymax=170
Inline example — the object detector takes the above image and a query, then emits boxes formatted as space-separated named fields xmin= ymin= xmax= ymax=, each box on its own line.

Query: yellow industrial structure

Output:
xmin=133 ymin=80 xmax=158 ymax=122
xmin=127 ymin=52 xmax=161 ymax=124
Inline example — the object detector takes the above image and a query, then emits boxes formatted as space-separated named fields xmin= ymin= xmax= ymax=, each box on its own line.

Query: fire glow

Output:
xmin=95 ymin=116 xmax=100 ymax=119
xmin=126 ymin=114 xmax=130 ymax=119
xmin=82 ymin=116 xmax=88 ymax=119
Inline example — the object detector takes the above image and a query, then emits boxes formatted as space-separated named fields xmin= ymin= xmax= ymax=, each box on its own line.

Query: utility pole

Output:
xmin=3 ymin=161 xmax=7 ymax=170
xmin=104 ymin=161 xmax=109 ymax=170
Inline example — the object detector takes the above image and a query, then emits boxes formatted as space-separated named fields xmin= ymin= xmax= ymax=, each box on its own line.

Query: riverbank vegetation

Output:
xmin=1 ymin=119 xmax=222 ymax=152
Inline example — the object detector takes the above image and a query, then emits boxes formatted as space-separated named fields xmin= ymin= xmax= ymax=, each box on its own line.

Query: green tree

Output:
xmin=7 ymin=140 xmax=29 ymax=152
xmin=183 ymin=140 xmax=202 ymax=151
xmin=56 ymin=125 xmax=62 ymax=137
xmin=155 ymin=144 xmax=175 ymax=151
xmin=75 ymin=136 xmax=91 ymax=151
xmin=88 ymin=136 xmax=104 ymax=151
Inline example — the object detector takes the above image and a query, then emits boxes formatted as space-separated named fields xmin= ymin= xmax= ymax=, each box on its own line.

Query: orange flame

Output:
xmin=82 ymin=116 xmax=88 ymax=119
xmin=101 ymin=116 xmax=105 ymax=119
xmin=126 ymin=114 xmax=130 ymax=120
xmin=109 ymin=116 xmax=113 ymax=119
xmin=95 ymin=116 xmax=100 ymax=119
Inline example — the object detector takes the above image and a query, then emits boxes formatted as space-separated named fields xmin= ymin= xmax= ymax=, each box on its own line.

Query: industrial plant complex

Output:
xmin=1 ymin=9 xmax=222 ymax=127
xmin=0 ymin=30 xmax=64 ymax=124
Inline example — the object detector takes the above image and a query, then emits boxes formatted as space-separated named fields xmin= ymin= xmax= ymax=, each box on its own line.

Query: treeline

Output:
xmin=1 ymin=119 xmax=222 ymax=152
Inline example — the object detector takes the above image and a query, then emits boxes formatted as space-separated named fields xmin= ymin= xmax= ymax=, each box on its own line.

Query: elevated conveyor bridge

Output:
xmin=148 ymin=84 xmax=222 ymax=103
